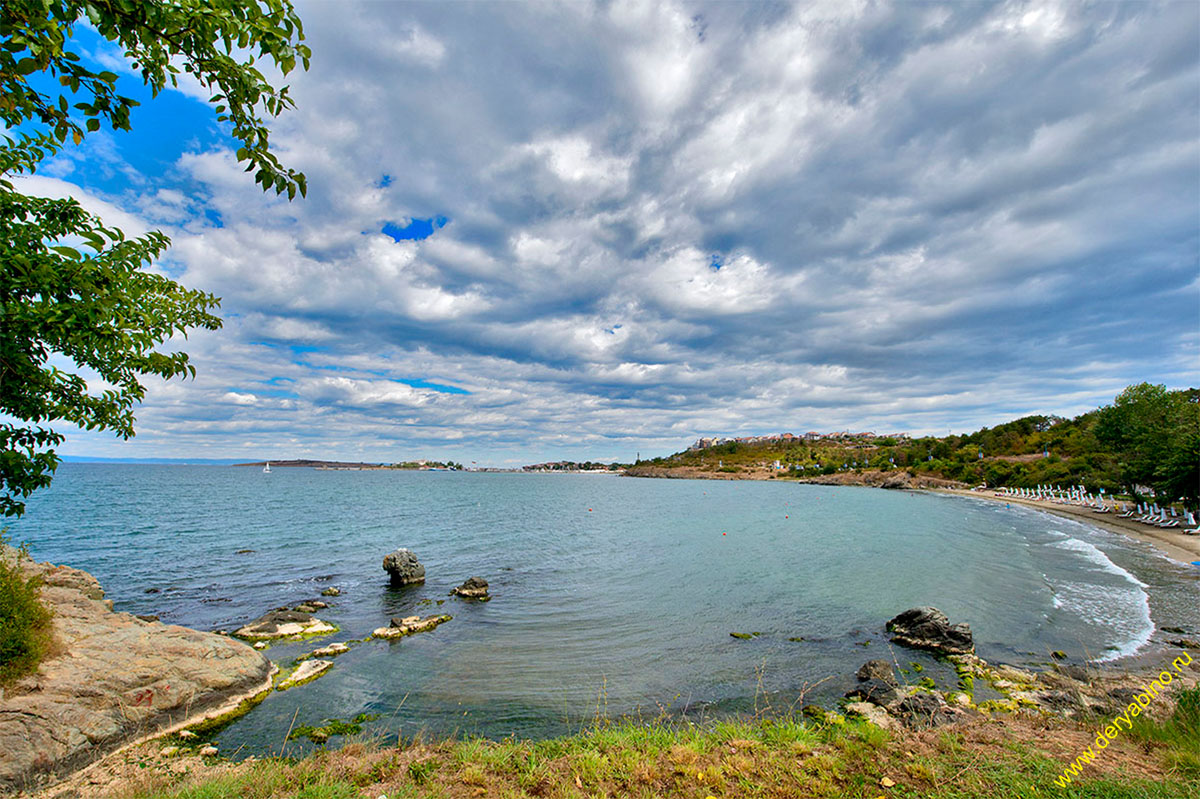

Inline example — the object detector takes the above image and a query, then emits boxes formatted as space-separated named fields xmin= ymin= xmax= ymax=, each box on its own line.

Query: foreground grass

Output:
xmin=115 ymin=705 xmax=1198 ymax=799
xmin=0 ymin=540 xmax=53 ymax=686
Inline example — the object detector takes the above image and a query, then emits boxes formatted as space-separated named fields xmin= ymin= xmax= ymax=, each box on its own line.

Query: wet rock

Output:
xmin=1050 ymin=650 xmax=1067 ymax=660
xmin=233 ymin=608 xmax=336 ymax=641
xmin=382 ymin=549 xmax=425 ymax=586
xmin=277 ymin=660 xmax=332 ymax=690
xmin=144 ymin=588 xmax=160 ymax=594
xmin=311 ymin=642 xmax=350 ymax=657
xmin=886 ymin=607 xmax=974 ymax=656
xmin=844 ymin=701 xmax=900 ymax=731
xmin=135 ymin=614 xmax=159 ymax=623
xmin=372 ymin=614 xmax=451 ymax=639
xmin=845 ymin=679 xmax=901 ymax=705
xmin=856 ymin=659 xmax=898 ymax=686
xmin=321 ymin=587 xmax=341 ymax=597
xmin=450 ymin=576 xmax=490 ymax=599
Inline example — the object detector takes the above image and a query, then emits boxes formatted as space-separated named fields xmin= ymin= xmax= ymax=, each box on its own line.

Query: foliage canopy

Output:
xmin=1 ymin=0 xmax=309 ymax=516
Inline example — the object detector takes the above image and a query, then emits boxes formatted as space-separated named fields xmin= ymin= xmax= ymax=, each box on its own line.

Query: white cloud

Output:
xmin=36 ymin=0 xmax=1200 ymax=465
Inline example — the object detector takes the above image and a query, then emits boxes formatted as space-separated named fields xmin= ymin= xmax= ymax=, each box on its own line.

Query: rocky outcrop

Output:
xmin=0 ymin=552 xmax=272 ymax=793
xmin=382 ymin=549 xmax=425 ymax=586
xmin=886 ymin=607 xmax=974 ymax=656
xmin=450 ymin=576 xmax=489 ymax=599
xmin=371 ymin=614 xmax=451 ymax=640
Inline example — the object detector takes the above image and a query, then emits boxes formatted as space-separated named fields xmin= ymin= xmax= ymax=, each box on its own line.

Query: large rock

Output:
xmin=450 ymin=576 xmax=489 ymax=599
xmin=0 ymin=551 xmax=272 ymax=793
xmin=886 ymin=607 xmax=974 ymax=656
xmin=856 ymin=659 xmax=898 ymax=686
xmin=382 ymin=549 xmax=425 ymax=586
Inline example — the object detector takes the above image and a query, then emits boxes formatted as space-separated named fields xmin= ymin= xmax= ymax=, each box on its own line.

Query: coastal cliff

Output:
xmin=0 ymin=550 xmax=272 ymax=793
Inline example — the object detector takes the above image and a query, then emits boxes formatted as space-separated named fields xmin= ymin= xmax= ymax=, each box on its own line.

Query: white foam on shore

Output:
xmin=1048 ymin=536 xmax=1154 ymax=662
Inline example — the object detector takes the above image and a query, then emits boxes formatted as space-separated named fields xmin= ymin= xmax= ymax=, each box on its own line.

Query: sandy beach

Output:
xmin=936 ymin=488 xmax=1200 ymax=566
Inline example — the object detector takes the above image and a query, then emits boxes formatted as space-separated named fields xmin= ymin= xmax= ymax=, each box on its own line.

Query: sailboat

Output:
xmin=263 ymin=462 xmax=271 ymax=473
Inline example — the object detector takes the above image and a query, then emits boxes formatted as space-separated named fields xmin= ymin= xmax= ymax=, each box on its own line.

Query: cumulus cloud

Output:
xmin=45 ymin=0 xmax=1200 ymax=464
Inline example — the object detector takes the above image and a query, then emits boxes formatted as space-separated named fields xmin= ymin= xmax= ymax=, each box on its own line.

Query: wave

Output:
xmin=1048 ymin=536 xmax=1154 ymax=661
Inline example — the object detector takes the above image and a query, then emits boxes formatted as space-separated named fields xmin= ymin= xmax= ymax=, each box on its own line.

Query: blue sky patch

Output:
xmin=382 ymin=216 xmax=448 ymax=242
xmin=397 ymin=378 xmax=470 ymax=395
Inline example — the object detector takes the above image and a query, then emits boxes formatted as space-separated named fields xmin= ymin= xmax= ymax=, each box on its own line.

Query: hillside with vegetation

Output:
xmin=628 ymin=384 xmax=1199 ymax=507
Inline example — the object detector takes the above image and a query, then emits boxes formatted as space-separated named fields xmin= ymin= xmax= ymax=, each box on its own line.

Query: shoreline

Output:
xmin=932 ymin=488 xmax=1200 ymax=566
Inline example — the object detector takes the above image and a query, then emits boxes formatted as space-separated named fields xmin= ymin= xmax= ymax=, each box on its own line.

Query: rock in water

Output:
xmin=856 ymin=659 xmax=898 ymax=686
xmin=450 ymin=576 xmax=489 ymax=599
xmin=382 ymin=549 xmax=426 ymax=586
xmin=885 ymin=607 xmax=974 ymax=656
xmin=277 ymin=660 xmax=333 ymax=690
xmin=232 ymin=608 xmax=336 ymax=641
xmin=372 ymin=614 xmax=451 ymax=639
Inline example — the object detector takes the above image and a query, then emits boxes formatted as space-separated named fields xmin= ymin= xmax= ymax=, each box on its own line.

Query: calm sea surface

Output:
xmin=8 ymin=464 xmax=1198 ymax=754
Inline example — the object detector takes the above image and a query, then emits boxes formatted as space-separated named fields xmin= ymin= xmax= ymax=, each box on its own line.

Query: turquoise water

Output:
xmin=8 ymin=464 xmax=1197 ymax=753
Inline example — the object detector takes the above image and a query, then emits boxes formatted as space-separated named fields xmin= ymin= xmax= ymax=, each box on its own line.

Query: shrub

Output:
xmin=0 ymin=539 xmax=53 ymax=685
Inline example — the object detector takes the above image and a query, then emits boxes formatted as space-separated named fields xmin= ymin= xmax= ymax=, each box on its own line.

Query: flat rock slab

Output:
xmin=232 ymin=607 xmax=337 ymax=640
xmin=372 ymin=614 xmax=452 ymax=639
xmin=277 ymin=660 xmax=332 ymax=690
xmin=0 ymin=552 xmax=272 ymax=793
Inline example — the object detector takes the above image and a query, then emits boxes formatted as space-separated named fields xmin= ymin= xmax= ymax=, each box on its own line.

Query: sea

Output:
xmin=7 ymin=464 xmax=1198 ymax=755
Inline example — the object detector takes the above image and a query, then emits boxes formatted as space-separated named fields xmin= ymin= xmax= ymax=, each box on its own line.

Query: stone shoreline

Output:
xmin=0 ymin=549 xmax=273 ymax=794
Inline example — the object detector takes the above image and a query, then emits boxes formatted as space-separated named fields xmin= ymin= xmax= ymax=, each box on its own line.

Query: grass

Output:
xmin=116 ymin=703 xmax=1200 ymax=799
xmin=1127 ymin=686 xmax=1200 ymax=781
xmin=0 ymin=537 xmax=54 ymax=686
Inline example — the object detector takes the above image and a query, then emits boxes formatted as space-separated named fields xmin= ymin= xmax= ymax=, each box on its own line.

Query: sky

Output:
xmin=18 ymin=0 xmax=1200 ymax=466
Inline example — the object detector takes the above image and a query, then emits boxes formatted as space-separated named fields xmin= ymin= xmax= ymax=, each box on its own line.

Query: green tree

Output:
xmin=1094 ymin=383 xmax=1196 ymax=504
xmin=1 ymin=0 xmax=310 ymax=516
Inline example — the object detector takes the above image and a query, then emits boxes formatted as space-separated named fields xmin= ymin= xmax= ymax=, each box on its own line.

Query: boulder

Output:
xmin=382 ymin=549 xmax=425 ymax=586
xmin=856 ymin=659 xmax=898 ymax=686
xmin=844 ymin=679 xmax=901 ymax=705
xmin=311 ymin=642 xmax=350 ymax=658
xmin=450 ymin=576 xmax=490 ymax=599
xmin=886 ymin=607 xmax=974 ymax=656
